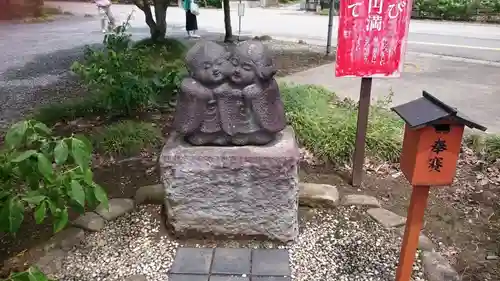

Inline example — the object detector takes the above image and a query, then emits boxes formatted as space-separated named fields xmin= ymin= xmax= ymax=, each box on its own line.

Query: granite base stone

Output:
xmin=159 ymin=127 xmax=300 ymax=242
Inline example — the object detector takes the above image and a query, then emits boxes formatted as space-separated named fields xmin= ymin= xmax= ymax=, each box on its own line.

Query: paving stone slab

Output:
xmin=251 ymin=249 xmax=290 ymax=276
xmin=396 ymin=227 xmax=435 ymax=251
xmin=169 ymin=274 xmax=210 ymax=281
xmin=125 ymin=275 xmax=147 ymax=281
xmin=342 ymin=194 xmax=381 ymax=208
xmin=212 ymin=248 xmax=251 ymax=275
xmin=135 ymin=184 xmax=165 ymax=205
xmin=95 ymin=198 xmax=135 ymax=220
xmin=72 ymin=212 xmax=105 ymax=232
xmin=251 ymin=277 xmax=291 ymax=281
xmin=170 ymin=248 xmax=214 ymax=274
xmin=210 ymin=276 xmax=249 ymax=281
xmin=44 ymin=227 xmax=85 ymax=252
xmin=299 ymin=183 xmax=339 ymax=208
xmin=35 ymin=249 xmax=66 ymax=277
xmin=367 ymin=208 xmax=406 ymax=228
xmin=422 ymin=251 xmax=460 ymax=281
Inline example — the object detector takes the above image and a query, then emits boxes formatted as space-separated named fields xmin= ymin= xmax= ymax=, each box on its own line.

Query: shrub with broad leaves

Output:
xmin=71 ymin=15 xmax=186 ymax=116
xmin=0 ymin=120 xmax=108 ymax=281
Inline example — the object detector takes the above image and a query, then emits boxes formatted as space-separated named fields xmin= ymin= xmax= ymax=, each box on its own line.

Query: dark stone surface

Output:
xmin=209 ymin=276 xmax=249 ymax=281
xmin=251 ymin=249 xmax=291 ymax=276
xmin=173 ymin=40 xmax=286 ymax=146
xmin=169 ymin=274 xmax=210 ymax=281
xmin=169 ymin=248 xmax=214 ymax=274
xmin=212 ymin=248 xmax=251 ymax=275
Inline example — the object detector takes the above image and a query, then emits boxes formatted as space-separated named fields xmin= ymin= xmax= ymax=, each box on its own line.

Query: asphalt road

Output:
xmin=41 ymin=1 xmax=500 ymax=63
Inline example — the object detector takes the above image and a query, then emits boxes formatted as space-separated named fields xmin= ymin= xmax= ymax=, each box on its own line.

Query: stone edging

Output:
xmin=6 ymin=183 xmax=460 ymax=281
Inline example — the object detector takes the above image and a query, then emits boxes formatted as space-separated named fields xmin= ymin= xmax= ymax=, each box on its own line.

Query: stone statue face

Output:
xmin=194 ymin=57 xmax=227 ymax=85
xmin=185 ymin=41 xmax=229 ymax=86
xmin=229 ymin=56 xmax=256 ymax=86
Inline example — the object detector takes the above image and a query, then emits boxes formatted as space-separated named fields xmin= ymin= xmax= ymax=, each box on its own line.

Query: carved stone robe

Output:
xmin=173 ymin=78 xmax=222 ymax=136
xmin=217 ymin=79 xmax=286 ymax=137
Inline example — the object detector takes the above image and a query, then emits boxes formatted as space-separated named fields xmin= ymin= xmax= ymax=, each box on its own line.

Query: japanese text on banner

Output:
xmin=335 ymin=0 xmax=413 ymax=77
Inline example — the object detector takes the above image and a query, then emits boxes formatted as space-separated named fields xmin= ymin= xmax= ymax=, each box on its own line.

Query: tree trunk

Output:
xmin=135 ymin=0 xmax=169 ymax=41
xmin=154 ymin=0 xmax=168 ymax=41
xmin=223 ymin=0 xmax=233 ymax=42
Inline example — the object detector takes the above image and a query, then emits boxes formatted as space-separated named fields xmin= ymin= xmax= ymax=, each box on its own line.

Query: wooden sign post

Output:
xmin=391 ymin=91 xmax=487 ymax=281
xmin=335 ymin=0 xmax=414 ymax=186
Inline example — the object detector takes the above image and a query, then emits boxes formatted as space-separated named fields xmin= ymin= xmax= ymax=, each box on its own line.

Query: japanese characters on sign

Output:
xmin=428 ymin=137 xmax=447 ymax=172
xmin=335 ymin=0 xmax=413 ymax=77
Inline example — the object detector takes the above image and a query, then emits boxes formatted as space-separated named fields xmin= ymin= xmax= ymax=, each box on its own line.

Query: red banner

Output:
xmin=335 ymin=0 xmax=413 ymax=77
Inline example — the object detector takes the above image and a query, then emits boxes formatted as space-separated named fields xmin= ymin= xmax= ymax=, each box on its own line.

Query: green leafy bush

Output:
xmin=413 ymin=0 xmax=500 ymax=21
xmin=280 ymin=84 xmax=404 ymax=164
xmin=0 ymin=120 xmax=107 ymax=281
xmin=92 ymin=121 xmax=162 ymax=156
xmin=3 ymin=267 xmax=54 ymax=281
xmin=71 ymin=21 xmax=186 ymax=116
xmin=199 ymin=0 xmax=222 ymax=8
xmin=0 ymin=120 xmax=107 ymax=233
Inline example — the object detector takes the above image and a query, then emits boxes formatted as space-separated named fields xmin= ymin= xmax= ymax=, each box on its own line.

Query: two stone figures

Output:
xmin=173 ymin=40 xmax=286 ymax=146
xmin=159 ymin=40 xmax=300 ymax=242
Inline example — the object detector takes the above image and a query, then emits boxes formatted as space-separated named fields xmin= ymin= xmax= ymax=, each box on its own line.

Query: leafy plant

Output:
xmin=199 ymin=0 xmax=223 ymax=8
xmin=3 ymin=266 xmax=55 ymax=281
xmin=71 ymin=18 xmax=186 ymax=117
xmin=0 ymin=120 xmax=108 ymax=234
xmin=413 ymin=0 xmax=500 ymax=21
xmin=0 ymin=120 xmax=108 ymax=281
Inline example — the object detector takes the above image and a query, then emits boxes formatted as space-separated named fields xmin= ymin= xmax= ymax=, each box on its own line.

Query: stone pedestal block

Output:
xmin=159 ymin=127 xmax=300 ymax=242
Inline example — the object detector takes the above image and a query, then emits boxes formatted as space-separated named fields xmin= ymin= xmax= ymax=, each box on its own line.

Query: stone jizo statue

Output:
xmin=173 ymin=40 xmax=286 ymax=146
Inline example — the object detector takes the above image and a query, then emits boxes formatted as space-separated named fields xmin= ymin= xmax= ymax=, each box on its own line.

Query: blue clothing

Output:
xmin=183 ymin=0 xmax=191 ymax=11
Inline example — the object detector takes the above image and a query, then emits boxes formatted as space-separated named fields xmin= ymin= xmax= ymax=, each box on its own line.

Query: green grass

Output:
xmin=92 ymin=121 xmax=162 ymax=156
xmin=280 ymin=84 xmax=404 ymax=164
xmin=464 ymin=133 xmax=500 ymax=161
xmin=32 ymin=96 xmax=105 ymax=125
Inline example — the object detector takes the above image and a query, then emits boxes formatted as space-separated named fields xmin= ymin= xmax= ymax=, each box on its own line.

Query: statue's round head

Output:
xmin=230 ymin=40 xmax=276 ymax=86
xmin=185 ymin=41 xmax=230 ymax=85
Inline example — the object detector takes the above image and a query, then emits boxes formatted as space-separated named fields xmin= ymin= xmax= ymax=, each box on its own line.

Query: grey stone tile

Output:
xmin=169 ymin=248 xmax=214 ymax=274
xmin=251 ymin=249 xmax=290 ymax=276
xmin=169 ymin=274 xmax=210 ymax=281
xmin=251 ymin=277 xmax=291 ymax=281
xmin=210 ymin=276 xmax=249 ymax=281
xmin=212 ymin=248 xmax=251 ymax=275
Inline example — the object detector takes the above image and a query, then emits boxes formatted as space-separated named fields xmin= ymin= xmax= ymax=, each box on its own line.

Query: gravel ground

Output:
xmin=55 ymin=205 xmax=425 ymax=281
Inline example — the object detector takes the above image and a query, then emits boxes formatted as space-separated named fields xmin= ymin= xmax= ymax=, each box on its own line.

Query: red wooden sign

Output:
xmin=335 ymin=0 xmax=413 ymax=77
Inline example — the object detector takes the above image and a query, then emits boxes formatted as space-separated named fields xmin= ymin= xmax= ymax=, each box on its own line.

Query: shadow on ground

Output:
xmin=2 ymin=43 xmax=102 ymax=80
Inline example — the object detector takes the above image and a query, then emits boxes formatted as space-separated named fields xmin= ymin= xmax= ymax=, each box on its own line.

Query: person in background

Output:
xmin=94 ymin=0 xmax=116 ymax=33
xmin=182 ymin=0 xmax=200 ymax=38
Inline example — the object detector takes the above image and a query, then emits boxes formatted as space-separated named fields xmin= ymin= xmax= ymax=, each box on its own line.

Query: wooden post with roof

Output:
xmin=391 ymin=91 xmax=486 ymax=281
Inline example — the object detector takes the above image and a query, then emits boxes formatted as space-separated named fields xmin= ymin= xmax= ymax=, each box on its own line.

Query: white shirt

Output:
xmin=95 ymin=0 xmax=111 ymax=7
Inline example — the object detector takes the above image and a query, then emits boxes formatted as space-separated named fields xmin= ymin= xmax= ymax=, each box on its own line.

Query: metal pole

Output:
xmin=351 ymin=77 xmax=372 ymax=187
xmin=326 ymin=0 xmax=335 ymax=55
xmin=238 ymin=0 xmax=242 ymax=41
